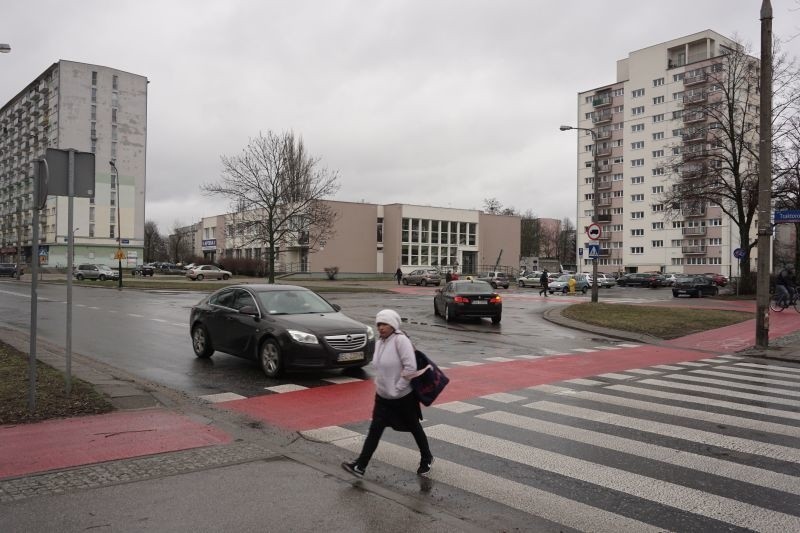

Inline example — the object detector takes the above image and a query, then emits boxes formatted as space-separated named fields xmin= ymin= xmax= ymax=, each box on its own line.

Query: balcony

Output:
xmin=682 ymin=226 xmax=707 ymax=236
xmin=595 ymin=129 xmax=612 ymax=140
xmin=681 ymin=245 xmax=707 ymax=254
xmin=596 ymin=164 xmax=612 ymax=174
xmin=592 ymin=94 xmax=612 ymax=107
xmin=683 ymin=92 xmax=707 ymax=105
xmin=596 ymin=197 xmax=612 ymax=207
xmin=684 ymin=111 xmax=707 ymax=124
xmin=596 ymin=147 xmax=612 ymax=157
xmin=682 ymin=129 xmax=707 ymax=143
xmin=597 ymin=214 xmax=612 ymax=222
xmin=681 ymin=164 xmax=707 ymax=179
xmin=683 ymin=72 xmax=708 ymax=86
xmin=592 ymin=110 xmax=613 ymax=124
xmin=681 ymin=204 xmax=706 ymax=217
xmin=682 ymin=147 xmax=711 ymax=161
xmin=597 ymin=180 xmax=612 ymax=190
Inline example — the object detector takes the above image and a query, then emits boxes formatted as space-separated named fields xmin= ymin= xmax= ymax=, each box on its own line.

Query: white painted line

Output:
xmin=527 ymin=401 xmax=800 ymax=464
xmin=563 ymin=378 xmax=606 ymax=386
xmin=650 ymin=365 xmax=683 ymax=371
xmin=264 ymin=384 xmax=308 ymax=393
xmin=427 ymin=424 xmax=800 ymax=532
xmin=329 ymin=433 xmax=663 ymax=533
xmin=615 ymin=343 xmax=641 ymax=348
xmin=514 ymin=355 xmax=542 ymax=360
xmin=199 ymin=392 xmax=246 ymax=403
xmin=593 ymin=346 xmax=621 ymax=351
xmin=450 ymin=361 xmax=485 ymax=367
xmin=623 ymin=369 xmax=661 ymax=376
xmin=88 ymin=306 xmax=100 ymax=310
xmin=699 ymin=358 xmax=730 ymax=363
xmin=690 ymin=369 xmax=800 ymax=388
xmin=608 ymin=384 xmax=800 ymax=422
xmin=640 ymin=378 xmax=800 ymax=407
xmin=565 ymin=389 xmax=800 ymax=438
xmin=107 ymin=309 xmax=118 ymax=313
xmin=485 ymin=356 xmax=516 ymax=362
xmin=714 ymin=365 xmax=800 ymax=380
xmin=127 ymin=313 xmax=144 ymax=318
xmin=480 ymin=392 xmax=527 ymax=403
xmin=322 ymin=376 xmax=363 ymax=385
xmin=170 ymin=322 xmax=185 ymax=327
xmin=571 ymin=348 xmax=598 ymax=353
xmin=151 ymin=318 xmax=168 ymax=323
xmin=675 ymin=362 xmax=709 ymax=367
xmin=734 ymin=362 xmax=800 ymax=375
xmin=717 ymin=355 xmax=745 ymax=360
xmin=433 ymin=401 xmax=484 ymax=414
xmin=479 ymin=410 xmax=800 ymax=496
xmin=596 ymin=373 xmax=634 ymax=380
xmin=527 ymin=384 xmax=573 ymax=394
xmin=663 ymin=374 xmax=800 ymax=398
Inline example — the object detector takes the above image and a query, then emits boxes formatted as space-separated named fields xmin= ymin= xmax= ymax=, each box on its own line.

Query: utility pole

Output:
xmin=755 ymin=0 xmax=773 ymax=348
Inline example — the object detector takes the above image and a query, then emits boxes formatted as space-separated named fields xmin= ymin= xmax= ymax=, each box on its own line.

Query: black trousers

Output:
xmin=356 ymin=394 xmax=431 ymax=468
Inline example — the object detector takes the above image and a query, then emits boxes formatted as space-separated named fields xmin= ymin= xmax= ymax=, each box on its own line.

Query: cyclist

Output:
xmin=775 ymin=266 xmax=796 ymax=307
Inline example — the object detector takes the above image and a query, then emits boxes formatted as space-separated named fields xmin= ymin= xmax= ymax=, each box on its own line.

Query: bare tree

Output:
xmin=660 ymin=38 xmax=800 ymax=291
xmin=202 ymin=131 xmax=339 ymax=283
xmin=143 ymin=220 xmax=167 ymax=262
xmin=483 ymin=197 xmax=502 ymax=214
xmin=557 ymin=218 xmax=576 ymax=266
xmin=773 ymin=114 xmax=800 ymax=270
xmin=539 ymin=220 xmax=561 ymax=259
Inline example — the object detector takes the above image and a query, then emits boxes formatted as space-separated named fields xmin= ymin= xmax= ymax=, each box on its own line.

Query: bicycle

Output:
xmin=769 ymin=287 xmax=800 ymax=312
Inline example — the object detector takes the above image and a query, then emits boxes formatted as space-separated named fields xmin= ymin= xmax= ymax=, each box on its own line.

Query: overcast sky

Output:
xmin=2 ymin=1 xmax=799 ymax=233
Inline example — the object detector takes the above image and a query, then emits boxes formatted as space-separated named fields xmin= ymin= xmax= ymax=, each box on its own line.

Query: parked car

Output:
xmin=595 ymin=273 xmax=616 ymax=288
xmin=547 ymin=272 xmax=562 ymax=283
xmin=672 ymin=275 xmax=719 ymax=298
xmin=616 ymin=273 xmax=662 ymax=288
xmin=703 ymin=273 xmax=728 ymax=287
xmin=131 ymin=263 xmax=155 ymax=277
xmin=433 ymin=280 xmax=502 ymax=324
xmin=476 ymin=271 xmax=510 ymax=289
xmin=74 ymin=264 xmax=120 ymax=281
xmin=402 ymin=269 xmax=441 ymax=286
xmin=548 ymin=274 xmax=590 ymax=294
xmin=186 ymin=264 xmax=232 ymax=281
xmin=0 ymin=263 xmax=23 ymax=278
xmin=661 ymin=273 xmax=679 ymax=287
xmin=517 ymin=271 xmax=543 ymax=288
xmin=190 ymin=284 xmax=375 ymax=377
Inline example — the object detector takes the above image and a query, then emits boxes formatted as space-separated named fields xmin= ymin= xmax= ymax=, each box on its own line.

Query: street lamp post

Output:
xmin=561 ymin=124 xmax=599 ymax=303
xmin=109 ymin=161 xmax=122 ymax=289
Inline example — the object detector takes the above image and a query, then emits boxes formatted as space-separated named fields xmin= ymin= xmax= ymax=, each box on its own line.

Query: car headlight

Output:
xmin=366 ymin=325 xmax=375 ymax=340
xmin=287 ymin=329 xmax=318 ymax=344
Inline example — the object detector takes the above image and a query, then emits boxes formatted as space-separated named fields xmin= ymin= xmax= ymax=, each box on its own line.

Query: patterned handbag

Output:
xmin=410 ymin=349 xmax=450 ymax=406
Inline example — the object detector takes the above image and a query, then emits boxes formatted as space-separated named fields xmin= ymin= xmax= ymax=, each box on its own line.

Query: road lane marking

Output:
xmin=596 ymin=373 xmax=634 ymax=380
xmin=484 ymin=356 xmax=515 ymax=362
xmin=265 ymin=384 xmax=308 ymax=393
xmin=710 ymin=365 xmax=800 ymax=380
xmin=734 ymin=362 xmax=800 ymax=375
xmin=650 ymin=365 xmax=683 ymax=371
xmin=200 ymin=392 xmax=246 ymax=403
xmin=562 ymin=379 xmax=605 ymax=386
xmin=662 ymin=374 xmax=800 ymax=398
xmin=450 ymin=361 xmax=485 ymax=367
xmin=322 ymin=377 xmax=363 ymax=385
xmin=689 ymin=369 xmax=800 ymax=388
xmin=433 ymin=401 xmax=483 ymax=413
xmin=127 ymin=313 xmax=144 ymax=318
xmin=622 ymin=368 xmax=661 ymax=375
xmin=479 ymin=392 xmax=526 ymax=403
xmin=638 ymin=378 xmax=800 ymax=407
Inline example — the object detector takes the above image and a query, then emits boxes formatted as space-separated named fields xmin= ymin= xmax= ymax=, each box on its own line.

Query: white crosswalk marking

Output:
xmin=596 ymin=372 xmax=634 ymax=380
xmin=650 ymin=365 xmax=683 ymax=371
xmin=328 ymin=435 xmax=665 ymax=533
xmin=425 ymin=424 xmax=800 ymax=532
xmin=638 ymin=378 xmax=800 ymax=408
xmin=571 ymin=348 xmax=598 ymax=353
xmin=690 ymin=369 xmax=800 ymax=387
xmin=485 ymin=356 xmax=515 ymax=362
xmin=734 ymin=362 xmax=800 ymax=374
xmin=662 ymin=374 xmax=800 ymax=398
xmin=714 ymin=365 xmax=800 ymax=379
xmin=433 ymin=401 xmax=483 ymax=413
xmin=675 ymin=362 xmax=709 ymax=367
xmin=561 ymin=379 xmax=605 ymax=387
xmin=527 ymin=401 xmax=800 ymax=464
xmin=477 ymin=410 xmax=800 ymax=496
xmin=623 ymin=368 xmax=661 ymax=375
xmin=479 ymin=392 xmax=526 ymax=403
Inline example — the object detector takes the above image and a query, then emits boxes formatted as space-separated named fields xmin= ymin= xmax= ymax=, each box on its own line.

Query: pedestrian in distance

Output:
xmin=775 ymin=265 xmax=797 ymax=306
xmin=445 ymin=270 xmax=453 ymax=283
xmin=342 ymin=309 xmax=433 ymax=478
xmin=539 ymin=269 xmax=549 ymax=297
xmin=395 ymin=267 xmax=403 ymax=285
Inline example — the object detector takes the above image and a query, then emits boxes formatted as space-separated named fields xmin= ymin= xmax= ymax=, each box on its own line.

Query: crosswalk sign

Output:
xmin=588 ymin=244 xmax=600 ymax=257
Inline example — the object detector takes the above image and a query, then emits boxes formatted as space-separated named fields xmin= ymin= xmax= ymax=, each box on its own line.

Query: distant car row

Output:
xmin=0 ymin=263 xmax=24 ymax=278
xmin=128 ymin=262 xmax=233 ymax=281
xmin=515 ymin=270 xmax=728 ymax=291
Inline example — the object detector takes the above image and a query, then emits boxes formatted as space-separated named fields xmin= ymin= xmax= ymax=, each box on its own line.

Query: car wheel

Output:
xmin=581 ymin=287 xmax=587 ymax=294
xmin=191 ymin=325 xmax=214 ymax=358
xmin=403 ymin=279 xmax=409 ymax=285
xmin=672 ymin=291 xmax=679 ymax=298
xmin=445 ymin=304 xmax=454 ymax=322
xmin=76 ymin=273 xmax=84 ymax=281
xmin=712 ymin=287 xmax=719 ymax=296
xmin=433 ymin=301 xmax=440 ymax=316
xmin=491 ymin=315 xmax=501 ymax=325
xmin=99 ymin=274 xmax=106 ymax=281
xmin=422 ymin=280 xmax=427 ymax=287
xmin=197 ymin=274 xmax=204 ymax=281
xmin=222 ymin=274 xmax=230 ymax=280
xmin=518 ymin=281 xmax=524 ymax=287
xmin=259 ymin=338 xmax=283 ymax=378
xmin=491 ymin=282 xmax=497 ymax=289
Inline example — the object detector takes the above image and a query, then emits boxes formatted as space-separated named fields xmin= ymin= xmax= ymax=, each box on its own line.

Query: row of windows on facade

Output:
xmin=583 ymin=257 xmax=723 ymax=266
xmin=401 ymin=245 xmax=459 ymax=267
xmin=402 ymin=218 xmax=477 ymax=246
xmin=583 ymin=68 xmax=726 ymax=106
xmin=90 ymin=71 xmax=119 ymax=159
xmin=590 ymin=237 xmax=722 ymax=248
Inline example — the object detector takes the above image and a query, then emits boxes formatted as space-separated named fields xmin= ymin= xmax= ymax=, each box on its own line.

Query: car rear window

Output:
xmin=452 ymin=281 xmax=493 ymax=294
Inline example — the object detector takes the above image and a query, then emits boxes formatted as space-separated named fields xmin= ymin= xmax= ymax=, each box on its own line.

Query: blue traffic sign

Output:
xmin=733 ymin=248 xmax=746 ymax=259
xmin=588 ymin=244 xmax=600 ymax=257
xmin=774 ymin=210 xmax=800 ymax=222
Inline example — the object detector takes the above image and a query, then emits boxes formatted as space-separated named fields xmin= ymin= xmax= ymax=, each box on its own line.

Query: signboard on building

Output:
xmin=774 ymin=210 xmax=800 ymax=223
xmin=202 ymin=239 xmax=217 ymax=250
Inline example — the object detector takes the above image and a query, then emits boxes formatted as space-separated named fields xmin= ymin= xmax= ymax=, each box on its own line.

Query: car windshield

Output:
xmin=556 ymin=275 xmax=570 ymax=282
xmin=452 ymin=281 xmax=493 ymax=294
xmin=98 ymin=265 xmax=111 ymax=270
xmin=256 ymin=289 xmax=335 ymax=315
xmin=675 ymin=276 xmax=694 ymax=283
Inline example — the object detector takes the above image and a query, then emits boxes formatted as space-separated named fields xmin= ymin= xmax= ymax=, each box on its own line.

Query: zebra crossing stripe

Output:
xmin=327 ymin=434 xmax=664 ymax=533
xmin=558 ymin=389 xmax=800 ymax=438
xmin=621 ymin=368 xmax=661 ymax=376
xmin=561 ymin=379 xmax=605 ymax=387
xmin=476 ymin=410 xmax=800 ymax=496
xmin=526 ymin=401 xmax=800 ymax=464
xmin=638 ymin=378 xmax=800 ymax=408
xmin=717 ymin=355 xmax=745 ymax=360
xmin=425 ymin=424 xmax=800 ymax=532
xmin=264 ymin=384 xmax=308 ymax=393
xmin=734 ymin=362 xmax=800 ymax=374
xmin=662 ymin=374 xmax=800 ymax=398
xmin=571 ymin=348 xmax=598 ymax=353
xmin=485 ymin=356 xmax=516 ymax=362
xmin=689 ymin=369 xmax=800 ymax=388
xmin=434 ymin=401 xmax=483 ymax=413
xmin=714 ymin=365 xmax=800 ymax=380
xmin=650 ymin=365 xmax=683 ymax=371
xmin=479 ymin=392 xmax=526 ymax=403
xmin=592 ymin=346 xmax=621 ymax=350
xmin=615 ymin=343 xmax=641 ymax=348
xmin=675 ymin=362 xmax=709 ymax=367
xmin=514 ymin=355 xmax=542 ymax=359
xmin=322 ymin=376 xmax=363 ymax=385
xmin=596 ymin=373 xmax=634 ymax=380
xmin=607 ymin=383 xmax=800 ymax=422
xmin=450 ymin=361 xmax=485 ymax=367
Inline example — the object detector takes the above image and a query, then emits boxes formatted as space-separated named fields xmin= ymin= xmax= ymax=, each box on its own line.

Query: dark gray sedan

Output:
xmin=433 ymin=280 xmax=502 ymax=324
xmin=189 ymin=284 xmax=375 ymax=377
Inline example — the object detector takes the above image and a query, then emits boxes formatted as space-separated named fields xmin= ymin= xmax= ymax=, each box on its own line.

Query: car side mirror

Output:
xmin=331 ymin=304 xmax=341 ymax=312
xmin=239 ymin=305 xmax=259 ymax=316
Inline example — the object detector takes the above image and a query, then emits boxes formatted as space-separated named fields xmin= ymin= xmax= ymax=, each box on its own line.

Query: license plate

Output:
xmin=338 ymin=351 xmax=364 ymax=362
xmin=678 ymin=290 xmax=687 ymax=293
xmin=471 ymin=300 xmax=487 ymax=305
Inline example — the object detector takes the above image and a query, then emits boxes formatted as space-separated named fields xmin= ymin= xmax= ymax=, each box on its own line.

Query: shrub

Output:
xmin=324 ymin=266 xmax=339 ymax=280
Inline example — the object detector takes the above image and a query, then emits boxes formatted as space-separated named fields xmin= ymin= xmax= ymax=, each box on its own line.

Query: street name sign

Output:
xmin=774 ymin=210 xmax=800 ymax=223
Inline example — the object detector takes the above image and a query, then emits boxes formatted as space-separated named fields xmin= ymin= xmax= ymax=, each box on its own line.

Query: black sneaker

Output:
xmin=417 ymin=457 xmax=434 ymax=476
xmin=341 ymin=461 xmax=365 ymax=478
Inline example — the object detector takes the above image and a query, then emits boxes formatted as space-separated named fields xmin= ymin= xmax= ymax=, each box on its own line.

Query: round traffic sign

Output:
xmin=733 ymin=248 xmax=746 ymax=260
xmin=586 ymin=223 xmax=602 ymax=241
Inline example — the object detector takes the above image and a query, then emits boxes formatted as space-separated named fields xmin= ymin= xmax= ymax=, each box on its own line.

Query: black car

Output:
xmin=433 ymin=280 xmax=502 ymax=324
xmin=672 ymin=275 xmax=719 ymax=298
xmin=616 ymin=273 xmax=662 ymax=288
xmin=189 ymin=284 xmax=375 ymax=378
xmin=0 ymin=263 xmax=23 ymax=278
xmin=131 ymin=263 xmax=155 ymax=277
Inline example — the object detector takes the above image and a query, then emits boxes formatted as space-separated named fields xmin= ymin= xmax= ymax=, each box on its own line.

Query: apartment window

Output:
xmin=632 ymin=106 xmax=645 ymax=115
xmin=112 ymin=124 xmax=118 ymax=141
xmin=112 ymin=108 xmax=117 ymax=123
xmin=613 ymin=190 xmax=624 ymax=197
xmin=652 ymin=167 xmax=665 ymax=176
xmin=89 ymin=206 xmax=95 ymax=222
xmin=613 ymin=156 xmax=624 ymax=164
xmin=652 ymin=96 xmax=665 ymax=104
xmin=614 ymin=122 xmax=624 ymax=130
xmin=631 ymin=176 xmax=644 ymax=184
xmin=671 ymin=239 xmax=684 ymax=246
xmin=111 ymin=142 xmax=117 ymax=160
xmin=631 ymin=159 xmax=644 ymax=167
xmin=611 ymin=225 xmax=623 ymax=231
xmin=631 ymin=123 xmax=645 ymax=132
xmin=672 ymin=110 xmax=683 ymax=120
xmin=614 ymin=139 xmax=623 ymax=147
xmin=631 ymin=229 xmax=644 ymax=236
xmin=613 ymin=88 xmax=624 ymax=97
xmin=631 ymin=141 xmax=644 ymax=150
xmin=672 ymin=221 xmax=684 ymax=229
xmin=709 ymin=238 xmax=722 ymax=245
xmin=89 ymin=223 xmax=94 ymax=237
xmin=652 ymin=150 xmax=664 ymax=158
xmin=376 ymin=218 xmax=384 ymax=242
xmin=631 ymin=194 xmax=644 ymax=202
xmin=585 ymin=112 xmax=593 ymax=120
xmin=91 ymin=71 xmax=97 ymax=86
xmin=653 ymin=240 xmax=664 ymax=247
xmin=653 ymin=78 xmax=665 ymax=87
xmin=652 ymin=132 xmax=664 ymax=140
xmin=631 ymin=211 xmax=644 ymax=219
xmin=91 ymin=87 xmax=97 ymax=103
xmin=91 ymin=139 xmax=97 ymax=153
xmin=612 ymin=208 xmax=624 ymax=214
xmin=112 ymin=74 xmax=119 ymax=90
xmin=652 ymin=185 xmax=664 ymax=194
xmin=652 ymin=204 xmax=664 ymax=212
xmin=709 ymin=257 xmax=722 ymax=265
xmin=653 ymin=114 xmax=664 ymax=123
xmin=110 ymin=226 xmax=115 ymax=239
xmin=673 ymin=73 xmax=685 ymax=82
xmin=673 ymin=91 xmax=684 ymax=100
xmin=672 ymin=258 xmax=685 ymax=266
xmin=613 ymin=173 xmax=623 ymax=181
xmin=709 ymin=218 xmax=722 ymax=226
xmin=584 ymin=193 xmax=594 ymax=201
xmin=631 ymin=247 xmax=644 ymax=254
xmin=652 ymin=222 xmax=664 ymax=230
xmin=632 ymin=88 xmax=645 ymax=98
xmin=614 ymin=105 xmax=624 ymax=113
xmin=91 ymin=105 xmax=97 ymax=120
xmin=110 ymin=208 xmax=116 ymax=223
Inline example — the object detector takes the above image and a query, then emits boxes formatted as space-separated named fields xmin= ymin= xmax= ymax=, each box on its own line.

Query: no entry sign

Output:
xmin=586 ymin=223 xmax=602 ymax=240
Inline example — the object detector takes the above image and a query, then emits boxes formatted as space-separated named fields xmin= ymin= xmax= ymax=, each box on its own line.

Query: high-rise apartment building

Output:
xmin=0 ymin=60 xmax=147 ymax=267
xmin=573 ymin=30 xmax=757 ymax=277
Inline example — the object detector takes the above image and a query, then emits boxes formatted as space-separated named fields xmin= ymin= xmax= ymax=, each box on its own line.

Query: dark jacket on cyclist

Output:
xmin=777 ymin=268 xmax=796 ymax=288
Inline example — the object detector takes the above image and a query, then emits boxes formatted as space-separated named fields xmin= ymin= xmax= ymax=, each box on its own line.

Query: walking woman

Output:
xmin=342 ymin=309 xmax=433 ymax=477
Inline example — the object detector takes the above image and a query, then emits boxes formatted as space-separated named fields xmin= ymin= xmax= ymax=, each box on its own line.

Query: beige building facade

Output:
xmin=191 ymin=200 xmax=521 ymax=275
xmin=0 ymin=60 xmax=148 ymax=267
xmin=573 ymin=30 xmax=757 ymax=278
